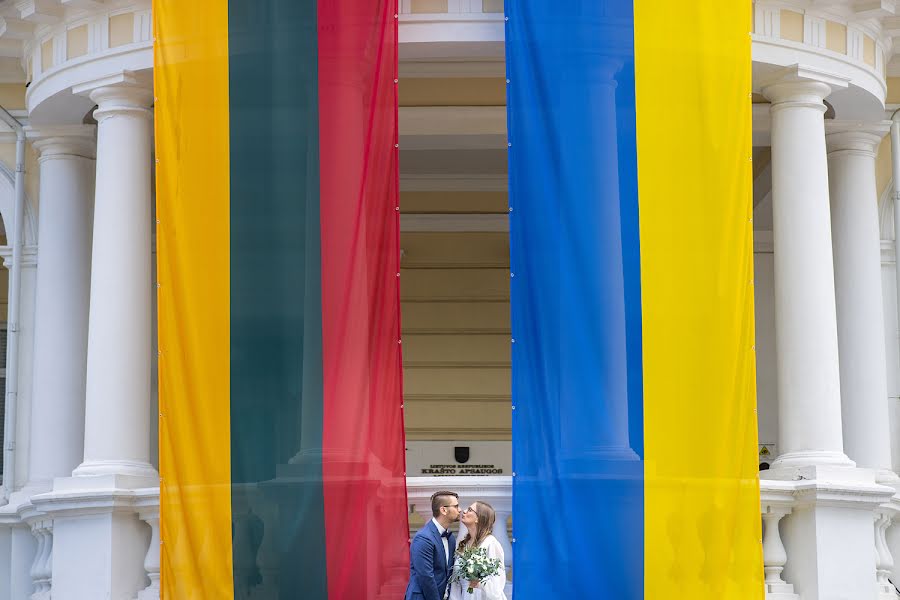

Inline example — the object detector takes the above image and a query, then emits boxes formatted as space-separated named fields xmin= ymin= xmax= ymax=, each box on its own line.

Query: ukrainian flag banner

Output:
xmin=154 ymin=1 xmax=408 ymax=598
xmin=507 ymin=1 xmax=763 ymax=598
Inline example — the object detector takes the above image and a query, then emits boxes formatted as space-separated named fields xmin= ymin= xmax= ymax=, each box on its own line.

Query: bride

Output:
xmin=447 ymin=501 xmax=508 ymax=600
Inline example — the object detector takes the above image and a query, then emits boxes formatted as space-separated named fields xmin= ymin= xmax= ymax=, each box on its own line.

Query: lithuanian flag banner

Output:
xmin=154 ymin=1 xmax=408 ymax=598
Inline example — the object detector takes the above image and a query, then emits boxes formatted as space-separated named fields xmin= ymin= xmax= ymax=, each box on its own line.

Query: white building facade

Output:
xmin=0 ymin=0 xmax=898 ymax=598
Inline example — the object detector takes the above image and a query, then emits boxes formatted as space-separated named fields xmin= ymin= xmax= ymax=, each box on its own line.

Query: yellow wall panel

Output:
xmin=404 ymin=367 xmax=510 ymax=396
xmin=401 ymin=191 xmax=508 ymax=214
xmin=404 ymin=398 xmax=511 ymax=436
xmin=400 ymin=77 xmax=507 ymax=106
xmin=403 ymin=333 xmax=510 ymax=366
xmin=40 ymin=40 xmax=52 ymax=72
xmin=780 ymin=10 xmax=804 ymax=42
xmin=401 ymin=232 xmax=508 ymax=267
xmin=0 ymin=84 xmax=25 ymax=110
xmin=864 ymin=35 xmax=876 ymax=66
xmin=400 ymin=268 xmax=509 ymax=301
xmin=876 ymin=135 xmax=891 ymax=200
xmin=67 ymin=25 xmax=88 ymax=59
xmin=411 ymin=0 xmax=448 ymax=13
xmin=826 ymin=21 xmax=847 ymax=54
xmin=401 ymin=301 xmax=510 ymax=333
xmin=109 ymin=12 xmax=135 ymax=48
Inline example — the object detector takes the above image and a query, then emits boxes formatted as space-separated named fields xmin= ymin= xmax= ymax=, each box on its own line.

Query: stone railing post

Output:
xmin=761 ymin=481 xmax=799 ymax=600
xmin=28 ymin=518 xmax=52 ymax=600
xmin=875 ymin=507 xmax=897 ymax=599
xmin=134 ymin=489 xmax=160 ymax=600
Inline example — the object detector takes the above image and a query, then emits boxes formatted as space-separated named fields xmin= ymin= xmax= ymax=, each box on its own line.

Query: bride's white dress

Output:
xmin=447 ymin=534 xmax=508 ymax=600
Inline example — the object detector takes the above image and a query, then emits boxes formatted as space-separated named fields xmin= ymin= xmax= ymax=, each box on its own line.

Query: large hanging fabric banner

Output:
xmin=507 ymin=1 xmax=763 ymax=598
xmin=154 ymin=1 xmax=408 ymax=598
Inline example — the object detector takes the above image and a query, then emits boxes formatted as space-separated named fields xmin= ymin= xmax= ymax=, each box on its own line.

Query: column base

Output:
xmin=71 ymin=460 xmax=158 ymax=485
xmin=770 ymin=450 xmax=855 ymax=471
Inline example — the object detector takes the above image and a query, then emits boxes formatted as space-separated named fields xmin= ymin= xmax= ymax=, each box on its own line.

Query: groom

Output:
xmin=405 ymin=490 xmax=460 ymax=600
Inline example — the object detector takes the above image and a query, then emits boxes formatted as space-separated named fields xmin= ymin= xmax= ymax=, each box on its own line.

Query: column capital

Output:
xmin=759 ymin=64 xmax=850 ymax=109
xmin=72 ymin=71 xmax=153 ymax=123
xmin=825 ymin=120 xmax=891 ymax=157
xmin=27 ymin=124 xmax=96 ymax=161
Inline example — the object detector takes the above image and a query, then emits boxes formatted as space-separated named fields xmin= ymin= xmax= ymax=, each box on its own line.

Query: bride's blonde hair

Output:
xmin=457 ymin=501 xmax=496 ymax=552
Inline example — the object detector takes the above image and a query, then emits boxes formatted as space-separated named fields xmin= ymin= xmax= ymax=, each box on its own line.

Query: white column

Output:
xmin=761 ymin=66 xmax=853 ymax=470
xmin=72 ymin=80 xmax=156 ymax=482
xmin=24 ymin=127 xmax=95 ymax=489
xmin=826 ymin=121 xmax=897 ymax=482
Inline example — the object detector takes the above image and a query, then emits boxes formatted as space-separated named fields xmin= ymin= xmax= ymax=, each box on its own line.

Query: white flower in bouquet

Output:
xmin=451 ymin=546 xmax=502 ymax=594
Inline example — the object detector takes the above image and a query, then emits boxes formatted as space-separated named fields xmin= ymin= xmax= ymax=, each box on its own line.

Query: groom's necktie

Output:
xmin=441 ymin=530 xmax=451 ymax=539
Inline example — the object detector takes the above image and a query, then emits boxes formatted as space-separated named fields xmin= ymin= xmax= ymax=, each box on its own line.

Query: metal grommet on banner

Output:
xmin=511 ymin=338 xmax=515 ymax=344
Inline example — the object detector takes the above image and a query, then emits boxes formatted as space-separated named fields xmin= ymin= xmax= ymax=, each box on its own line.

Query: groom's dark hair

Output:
xmin=431 ymin=491 xmax=459 ymax=517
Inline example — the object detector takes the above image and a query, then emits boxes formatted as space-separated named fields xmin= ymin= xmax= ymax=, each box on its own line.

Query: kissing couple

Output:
xmin=405 ymin=490 xmax=508 ymax=600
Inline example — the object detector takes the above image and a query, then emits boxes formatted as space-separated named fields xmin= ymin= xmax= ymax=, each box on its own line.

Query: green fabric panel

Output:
xmin=228 ymin=1 xmax=327 ymax=597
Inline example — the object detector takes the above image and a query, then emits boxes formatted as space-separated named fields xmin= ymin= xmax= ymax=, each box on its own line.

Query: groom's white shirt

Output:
xmin=431 ymin=518 xmax=449 ymax=565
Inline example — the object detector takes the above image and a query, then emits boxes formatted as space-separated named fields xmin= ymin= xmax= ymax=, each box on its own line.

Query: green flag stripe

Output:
xmin=228 ymin=1 xmax=327 ymax=597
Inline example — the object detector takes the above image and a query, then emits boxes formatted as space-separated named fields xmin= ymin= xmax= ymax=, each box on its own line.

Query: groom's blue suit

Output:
xmin=405 ymin=520 xmax=456 ymax=600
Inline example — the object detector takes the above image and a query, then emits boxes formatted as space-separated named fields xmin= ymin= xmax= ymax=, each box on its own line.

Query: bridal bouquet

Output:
xmin=452 ymin=546 xmax=503 ymax=594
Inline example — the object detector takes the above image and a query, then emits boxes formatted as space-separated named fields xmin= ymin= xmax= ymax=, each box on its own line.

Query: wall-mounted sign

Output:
xmin=406 ymin=441 xmax=511 ymax=476
xmin=758 ymin=443 xmax=776 ymax=469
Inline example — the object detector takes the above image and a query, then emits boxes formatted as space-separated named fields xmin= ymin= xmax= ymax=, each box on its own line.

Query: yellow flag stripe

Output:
xmin=154 ymin=0 xmax=233 ymax=596
xmin=634 ymin=3 xmax=764 ymax=597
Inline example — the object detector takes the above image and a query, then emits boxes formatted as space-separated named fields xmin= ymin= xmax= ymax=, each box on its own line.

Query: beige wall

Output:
xmin=400 ymin=228 xmax=511 ymax=441
xmin=399 ymin=69 xmax=510 ymax=442
xmin=400 ymin=78 xmax=506 ymax=107
xmin=0 ymin=84 xmax=25 ymax=111
xmin=109 ymin=12 xmax=135 ymax=48
xmin=780 ymin=10 xmax=803 ymax=42
xmin=826 ymin=21 xmax=847 ymax=54
xmin=67 ymin=25 xmax=88 ymax=59
xmin=41 ymin=40 xmax=52 ymax=72
xmin=411 ymin=0 xmax=447 ymax=13
xmin=483 ymin=0 xmax=503 ymax=13
xmin=0 ymin=142 xmax=42 ymax=219
xmin=877 ymin=135 xmax=892 ymax=202
xmin=864 ymin=35 xmax=876 ymax=67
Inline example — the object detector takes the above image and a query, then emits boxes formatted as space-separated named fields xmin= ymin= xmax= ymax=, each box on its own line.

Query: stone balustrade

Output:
xmin=10 ymin=476 xmax=900 ymax=600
